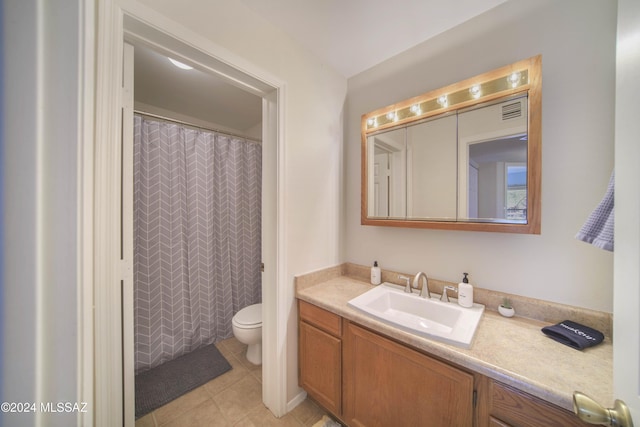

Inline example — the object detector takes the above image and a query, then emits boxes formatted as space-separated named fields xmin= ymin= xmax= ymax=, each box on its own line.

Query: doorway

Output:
xmin=126 ymin=40 xmax=264 ymax=419
xmin=93 ymin=5 xmax=285 ymax=425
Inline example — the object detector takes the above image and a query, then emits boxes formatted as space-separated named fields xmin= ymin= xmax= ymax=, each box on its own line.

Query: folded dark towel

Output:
xmin=541 ymin=320 xmax=604 ymax=350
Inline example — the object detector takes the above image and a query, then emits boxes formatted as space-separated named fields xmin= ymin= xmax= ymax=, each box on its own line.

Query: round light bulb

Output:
xmin=469 ymin=85 xmax=481 ymax=99
xmin=508 ymin=72 xmax=521 ymax=87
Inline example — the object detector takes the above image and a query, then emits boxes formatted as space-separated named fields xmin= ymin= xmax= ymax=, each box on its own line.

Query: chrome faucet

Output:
xmin=413 ymin=272 xmax=430 ymax=298
xmin=440 ymin=285 xmax=457 ymax=303
xmin=398 ymin=275 xmax=412 ymax=293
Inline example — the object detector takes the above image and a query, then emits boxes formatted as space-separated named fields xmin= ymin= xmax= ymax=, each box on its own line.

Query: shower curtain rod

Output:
xmin=134 ymin=110 xmax=262 ymax=143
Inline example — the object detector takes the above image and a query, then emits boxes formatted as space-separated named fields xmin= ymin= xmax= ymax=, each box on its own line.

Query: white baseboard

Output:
xmin=286 ymin=389 xmax=308 ymax=413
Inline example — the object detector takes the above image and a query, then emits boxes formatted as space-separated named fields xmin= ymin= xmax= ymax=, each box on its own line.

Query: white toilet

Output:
xmin=231 ymin=303 xmax=262 ymax=365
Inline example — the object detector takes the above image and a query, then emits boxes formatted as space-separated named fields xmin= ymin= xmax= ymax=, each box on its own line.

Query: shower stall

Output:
xmin=132 ymin=114 xmax=262 ymax=373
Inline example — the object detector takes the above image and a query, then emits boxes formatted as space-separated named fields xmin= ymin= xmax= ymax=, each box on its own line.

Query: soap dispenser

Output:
xmin=370 ymin=261 xmax=381 ymax=285
xmin=457 ymin=273 xmax=473 ymax=308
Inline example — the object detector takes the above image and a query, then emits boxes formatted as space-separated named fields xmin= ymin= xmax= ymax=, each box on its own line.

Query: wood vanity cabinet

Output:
xmin=298 ymin=300 xmax=343 ymax=415
xmin=298 ymin=299 xmax=589 ymax=427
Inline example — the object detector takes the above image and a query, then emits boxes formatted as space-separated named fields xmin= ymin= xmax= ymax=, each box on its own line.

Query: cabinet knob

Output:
xmin=573 ymin=392 xmax=633 ymax=427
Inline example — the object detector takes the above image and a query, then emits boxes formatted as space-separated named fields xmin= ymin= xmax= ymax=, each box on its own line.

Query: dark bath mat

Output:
xmin=135 ymin=343 xmax=232 ymax=418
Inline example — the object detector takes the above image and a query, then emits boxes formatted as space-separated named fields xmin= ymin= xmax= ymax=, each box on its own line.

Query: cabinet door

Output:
xmin=343 ymin=322 xmax=474 ymax=427
xmin=299 ymin=321 xmax=342 ymax=415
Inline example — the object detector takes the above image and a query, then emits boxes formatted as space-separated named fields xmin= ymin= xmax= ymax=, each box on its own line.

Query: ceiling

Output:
xmin=239 ymin=0 xmax=509 ymax=78
xmin=134 ymin=44 xmax=263 ymax=132
xmin=134 ymin=1 xmax=509 ymax=133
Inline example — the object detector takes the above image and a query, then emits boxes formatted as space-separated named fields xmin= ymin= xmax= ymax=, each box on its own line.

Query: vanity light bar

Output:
xmin=366 ymin=69 xmax=529 ymax=130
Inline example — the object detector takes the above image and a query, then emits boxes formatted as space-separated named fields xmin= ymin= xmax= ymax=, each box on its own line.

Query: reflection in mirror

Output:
xmin=407 ymin=115 xmax=457 ymax=219
xmin=458 ymin=95 xmax=528 ymax=222
xmin=367 ymin=128 xmax=406 ymax=217
xmin=361 ymin=55 xmax=541 ymax=234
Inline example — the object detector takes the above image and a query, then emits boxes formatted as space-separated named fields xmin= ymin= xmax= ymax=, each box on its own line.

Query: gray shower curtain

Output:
xmin=133 ymin=115 xmax=262 ymax=373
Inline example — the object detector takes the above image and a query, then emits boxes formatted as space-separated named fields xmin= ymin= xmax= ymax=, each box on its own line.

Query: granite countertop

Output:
xmin=296 ymin=276 xmax=613 ymax=412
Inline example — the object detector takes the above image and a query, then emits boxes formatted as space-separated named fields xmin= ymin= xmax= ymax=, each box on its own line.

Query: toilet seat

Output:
xmin=232 ymin=303 xmax=262 ymax=328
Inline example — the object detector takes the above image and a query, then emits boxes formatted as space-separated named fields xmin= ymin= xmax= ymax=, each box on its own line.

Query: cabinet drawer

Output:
xmin=299 ymin=300 xmax=342 ymax=337
xmin=491 ymin=381 xmax=590 ymax=427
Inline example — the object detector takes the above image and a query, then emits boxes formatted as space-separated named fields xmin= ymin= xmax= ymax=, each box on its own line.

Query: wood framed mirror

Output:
xmin=361 ymin=55 xmax=541 ymax=234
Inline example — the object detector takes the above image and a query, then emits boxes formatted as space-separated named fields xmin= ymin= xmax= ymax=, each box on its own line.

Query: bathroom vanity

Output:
xmin=297 ymin=274 xmax=609 ymax=426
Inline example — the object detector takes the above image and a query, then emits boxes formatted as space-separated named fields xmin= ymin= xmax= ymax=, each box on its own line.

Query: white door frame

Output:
xmin=121 ymin=41 xmax=135 ymax=425
xmin=613 ymin=0 xmax=640 ymax=421
xmin=93 ymin=0 xmax=288 ymax=424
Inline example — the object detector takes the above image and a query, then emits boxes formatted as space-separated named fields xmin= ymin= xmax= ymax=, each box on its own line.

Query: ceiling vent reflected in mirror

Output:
xmin=502 ymin=102 xmax=522 ymax=120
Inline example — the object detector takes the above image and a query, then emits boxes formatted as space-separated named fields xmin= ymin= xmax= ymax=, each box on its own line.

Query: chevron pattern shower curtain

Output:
xmin=133 ymin=115 xmax=262 ymax=373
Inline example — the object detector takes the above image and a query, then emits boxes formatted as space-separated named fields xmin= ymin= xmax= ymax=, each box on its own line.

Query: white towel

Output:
xmin=575 ymin=170 xmax=614 ymax=252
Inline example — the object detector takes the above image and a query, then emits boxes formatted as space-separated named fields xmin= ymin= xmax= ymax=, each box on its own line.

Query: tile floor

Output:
xmin=135 ymin=337 xmax=330 ymax=426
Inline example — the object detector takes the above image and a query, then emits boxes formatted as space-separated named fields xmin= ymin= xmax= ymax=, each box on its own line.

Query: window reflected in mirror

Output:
xmin=459 ymin=95 xmax=528 ymax=223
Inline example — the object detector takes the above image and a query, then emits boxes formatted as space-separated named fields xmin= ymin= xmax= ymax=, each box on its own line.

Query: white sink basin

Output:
xmin=347 ymin=282 xmax=484 ymax=348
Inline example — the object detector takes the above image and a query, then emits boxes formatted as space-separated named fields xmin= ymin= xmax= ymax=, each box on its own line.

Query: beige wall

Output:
xmin=135 ymin=0 xmax=347 ymax=405
xmin=133 ymin=101 xmax=262 ymax=140
xmin=345 ymin=0 xmax=617 ymax=312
